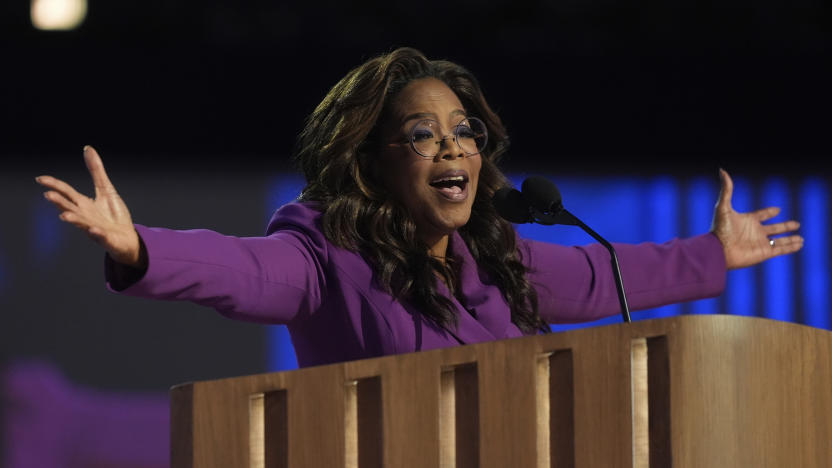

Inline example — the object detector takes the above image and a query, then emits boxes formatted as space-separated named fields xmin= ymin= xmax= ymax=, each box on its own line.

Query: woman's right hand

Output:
xmin=36 ymin=146 xmax=144 ymax=268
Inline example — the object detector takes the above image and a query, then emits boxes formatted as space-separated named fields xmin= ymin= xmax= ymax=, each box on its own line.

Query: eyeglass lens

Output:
xmin=410 ymin=118 xmax=487 ymax=157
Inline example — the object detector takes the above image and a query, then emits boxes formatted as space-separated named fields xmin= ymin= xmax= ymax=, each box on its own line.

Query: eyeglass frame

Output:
xmin=386 ymin=116 xmax=489 ymax=159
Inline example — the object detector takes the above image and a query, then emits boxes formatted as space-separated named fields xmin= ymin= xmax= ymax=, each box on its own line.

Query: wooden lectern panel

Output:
xmin=668 ymin=317 xmax=832 ymax=467
xmin=171 ymin=316 xmax=832 ymax=467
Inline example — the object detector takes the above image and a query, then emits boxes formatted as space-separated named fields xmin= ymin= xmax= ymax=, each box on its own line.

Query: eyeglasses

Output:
xmin=390 ymin=117 xmax=488 ymax=158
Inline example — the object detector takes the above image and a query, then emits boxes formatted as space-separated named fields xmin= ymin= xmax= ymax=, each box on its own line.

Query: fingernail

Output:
xmin=83 ymin=145 xmax=91 ymax=151
xmin=35 ymin=176 xmax=42 ymax=183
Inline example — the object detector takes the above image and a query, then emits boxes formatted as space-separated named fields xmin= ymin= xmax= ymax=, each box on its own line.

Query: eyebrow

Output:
xmin=400 ymin=109 xmax=467 ymax=125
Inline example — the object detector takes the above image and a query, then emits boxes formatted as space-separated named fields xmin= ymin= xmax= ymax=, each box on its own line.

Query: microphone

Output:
xmin=492 ymin=187 xmax=532 ymax=223
xmin=492 ymin=177 xmax=632 ymax=323
xmin=521 ymin=176 xmax=563 ymax=213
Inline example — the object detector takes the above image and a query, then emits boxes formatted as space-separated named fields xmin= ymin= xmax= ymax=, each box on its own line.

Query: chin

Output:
xmin=427 ymin=205 xmax=474 ymax=233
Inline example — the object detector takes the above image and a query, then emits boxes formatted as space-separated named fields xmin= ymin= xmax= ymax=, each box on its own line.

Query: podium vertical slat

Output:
xmin=286 ymin=366 xmax=346 ymax=468
xmin=477 ymin=340 xmax=538 ymax=468
xmin=376 ymin=353 xmax=442 ymax=468
xmin=570 ymin=325 xmax=633 ymax=468
xmin=192 ymin=380 xmax=252 ymax=467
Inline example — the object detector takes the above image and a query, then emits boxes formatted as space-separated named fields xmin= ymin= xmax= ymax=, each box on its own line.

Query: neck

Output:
xmin=425 ymin=233 xmax=450 ymax=264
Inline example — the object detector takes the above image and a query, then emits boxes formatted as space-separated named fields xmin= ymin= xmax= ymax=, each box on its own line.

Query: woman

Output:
xmin=35 ymin=48 xmax=803 ymax=367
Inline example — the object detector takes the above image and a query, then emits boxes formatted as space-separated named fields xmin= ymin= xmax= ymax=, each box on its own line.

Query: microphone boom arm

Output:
xmin=530 ymin=206 xmax=632 ymax=323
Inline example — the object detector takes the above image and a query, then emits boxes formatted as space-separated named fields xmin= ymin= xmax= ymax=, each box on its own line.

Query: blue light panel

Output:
xmin=761 ymin=178 xmax=794 ymax=322
xmin=800 ymin=178 xmax=828 ymax=329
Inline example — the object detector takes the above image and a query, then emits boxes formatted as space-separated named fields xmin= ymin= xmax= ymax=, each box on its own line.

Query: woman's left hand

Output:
xmin=711 ymin=169 xmax=804 ymax=270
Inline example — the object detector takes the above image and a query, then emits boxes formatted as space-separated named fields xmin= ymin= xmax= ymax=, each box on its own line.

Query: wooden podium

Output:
xmin=170 ymin=315 xmax=832 ymax=467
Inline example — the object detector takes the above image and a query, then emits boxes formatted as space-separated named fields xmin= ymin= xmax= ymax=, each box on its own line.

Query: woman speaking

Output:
xmin=35 ymin=48 xmax=803 ymax=367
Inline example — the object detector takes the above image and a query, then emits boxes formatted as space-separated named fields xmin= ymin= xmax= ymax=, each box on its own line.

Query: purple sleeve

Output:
xmin=521 ymin=233 xmax=727 ymax=323
xmin=106 ymin=224 xmax=327 ymax=324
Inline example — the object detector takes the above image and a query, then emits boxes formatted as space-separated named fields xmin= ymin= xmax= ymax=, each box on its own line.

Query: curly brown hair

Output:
xmin=294 ymin=47 xmax=549 ymax=334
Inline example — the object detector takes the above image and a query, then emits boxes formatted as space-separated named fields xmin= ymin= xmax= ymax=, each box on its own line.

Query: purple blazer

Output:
xmin=108 ymin=202 xmax=726 ymax=367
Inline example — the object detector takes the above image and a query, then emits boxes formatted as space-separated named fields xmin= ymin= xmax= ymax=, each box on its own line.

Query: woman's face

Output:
xmin=377 ymin=77 xmax=482 ymax=244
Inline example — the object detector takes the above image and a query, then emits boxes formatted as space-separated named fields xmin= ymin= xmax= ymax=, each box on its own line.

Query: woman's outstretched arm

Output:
xmin=524 ymin=169 xmax=803 ymax=324
xmin=35 ymin=146 xmax=326 ymax=324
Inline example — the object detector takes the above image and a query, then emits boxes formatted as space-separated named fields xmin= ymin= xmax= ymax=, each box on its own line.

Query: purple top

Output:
xmin=108 ymin=202 xmax=726 ymax=367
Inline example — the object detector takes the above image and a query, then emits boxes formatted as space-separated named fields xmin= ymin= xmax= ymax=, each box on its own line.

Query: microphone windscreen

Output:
xmin=521 ymin=176 xmax=563 ymax=212
xmin=492 ymin=187 xmax=531 ymax=223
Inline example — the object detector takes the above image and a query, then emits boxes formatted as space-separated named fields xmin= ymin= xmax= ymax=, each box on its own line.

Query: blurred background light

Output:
xmin=800 ymin=178 xmax=829 ymax=329
xmin=31 ymin=0 xmax=87 ymax=31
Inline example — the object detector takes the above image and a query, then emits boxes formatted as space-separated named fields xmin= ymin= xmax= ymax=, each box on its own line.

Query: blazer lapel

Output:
xmin=439 ymin=232 xmax=520 ymax=344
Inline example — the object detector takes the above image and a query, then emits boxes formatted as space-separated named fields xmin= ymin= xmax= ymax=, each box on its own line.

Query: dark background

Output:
xmin=1 ymin=0 xmax=830 ymax=391
xmin=2 ymin=0 xmax=829 ymax=174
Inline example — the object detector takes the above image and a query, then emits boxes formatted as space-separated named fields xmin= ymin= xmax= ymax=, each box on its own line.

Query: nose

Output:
xmin=436 ymin=135 xmax=464 ymax=161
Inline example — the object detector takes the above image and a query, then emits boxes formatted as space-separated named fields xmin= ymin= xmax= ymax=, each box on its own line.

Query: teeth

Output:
xmin=433 ymin=175 xmax=466 ymax=183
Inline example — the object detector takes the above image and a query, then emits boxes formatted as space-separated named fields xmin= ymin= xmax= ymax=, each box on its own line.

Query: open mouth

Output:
xmin=429 ymin=173 xmax=469 ymax=201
